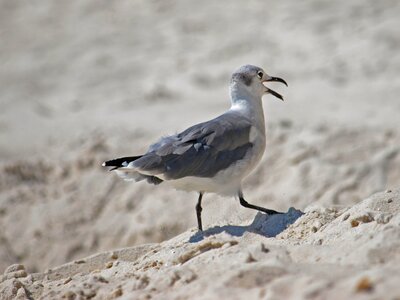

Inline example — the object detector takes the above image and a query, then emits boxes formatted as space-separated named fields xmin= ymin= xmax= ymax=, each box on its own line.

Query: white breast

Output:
xmin=167 ymin=126 xmax=266 ymax=196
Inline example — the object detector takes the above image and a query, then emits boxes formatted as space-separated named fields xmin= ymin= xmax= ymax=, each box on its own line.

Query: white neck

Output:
xmin=229 ymin=83 xmax=266 ymax=133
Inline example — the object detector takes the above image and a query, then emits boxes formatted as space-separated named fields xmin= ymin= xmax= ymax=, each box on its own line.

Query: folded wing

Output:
xmin=131 ymin=112 xmax=254 ymax=180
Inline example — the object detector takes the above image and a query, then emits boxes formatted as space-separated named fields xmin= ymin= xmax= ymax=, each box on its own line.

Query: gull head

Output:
xmin=230 ymin=65 xmax=288 ymax=101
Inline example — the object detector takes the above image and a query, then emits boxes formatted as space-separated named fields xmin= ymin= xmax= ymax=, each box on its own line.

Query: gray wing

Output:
xmin=131 ymin=112 xmax=254 ymax=179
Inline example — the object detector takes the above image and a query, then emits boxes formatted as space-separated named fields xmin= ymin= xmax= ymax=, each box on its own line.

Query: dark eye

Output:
xmin=257 ymin=71 xmax=263 ymax=79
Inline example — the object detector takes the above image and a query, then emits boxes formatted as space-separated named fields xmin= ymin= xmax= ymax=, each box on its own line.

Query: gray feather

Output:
xmin=132 ymin=111 xmax=254 ymax=179
xmin=231 ymin=65 xmax=264 ymax=86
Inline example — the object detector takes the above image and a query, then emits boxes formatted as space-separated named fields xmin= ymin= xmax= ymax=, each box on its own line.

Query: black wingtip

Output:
xmin=102 ymin=160 xmax=115 ymax=167
xmin=102 ymin=160 xmax=119 ymax=171
xmin=102 ymin=155 xmax=143 ymax=170
xmin=102 ymin=160 xmax=117 ymax=168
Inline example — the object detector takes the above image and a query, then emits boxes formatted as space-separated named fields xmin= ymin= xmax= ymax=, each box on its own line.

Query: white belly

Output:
xmin=166 ymin=134 xmax=266 ymax=195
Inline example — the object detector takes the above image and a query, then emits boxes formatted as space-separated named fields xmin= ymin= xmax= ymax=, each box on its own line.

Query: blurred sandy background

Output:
xmin=1 ymin=0 xmax=400 ymax=281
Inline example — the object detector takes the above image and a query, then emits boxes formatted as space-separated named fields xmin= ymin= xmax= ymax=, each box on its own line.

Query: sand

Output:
xmin=1 ymin=0 xmax=400 ymax=299
xmin=1 ymin=190 xmax=400 ymax=299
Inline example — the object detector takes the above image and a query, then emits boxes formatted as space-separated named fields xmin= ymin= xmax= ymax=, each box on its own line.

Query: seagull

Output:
xmin=103 ymin=65 xmax=288 ymax=231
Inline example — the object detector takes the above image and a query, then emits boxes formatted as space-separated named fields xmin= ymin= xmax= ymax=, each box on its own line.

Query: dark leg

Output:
xmin=196 ymin=192 xmax=204 ymax=231
xmin=238 ymin=190 xmax=282 ymax=215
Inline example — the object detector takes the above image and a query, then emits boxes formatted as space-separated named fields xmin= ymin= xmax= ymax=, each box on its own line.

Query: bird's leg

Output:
xmin=196 ymin=192 xmax=204 ymax=231
xmin=238 ymin=190 xmax=282 ymax=215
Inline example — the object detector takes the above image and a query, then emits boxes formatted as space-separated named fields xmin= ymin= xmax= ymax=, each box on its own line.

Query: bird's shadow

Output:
xmin=189 ymin=207 xmax=304 ymax=243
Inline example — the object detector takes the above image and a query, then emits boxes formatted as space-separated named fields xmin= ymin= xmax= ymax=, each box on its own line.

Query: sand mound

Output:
xmin=1 ymin=189 xmax=399 ymax=299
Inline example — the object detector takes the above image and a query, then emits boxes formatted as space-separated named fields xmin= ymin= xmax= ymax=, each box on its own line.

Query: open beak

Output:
xmin=263 ymin=76 xmax=288 ymax=101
